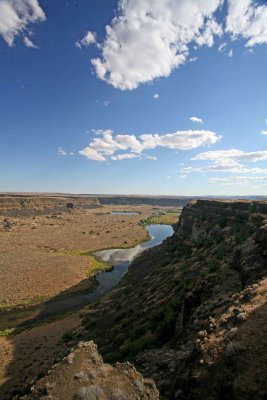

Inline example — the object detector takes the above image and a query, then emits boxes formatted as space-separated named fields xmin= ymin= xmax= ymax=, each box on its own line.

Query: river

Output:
xmin=0 ymin=224 xmax=173 ymax=331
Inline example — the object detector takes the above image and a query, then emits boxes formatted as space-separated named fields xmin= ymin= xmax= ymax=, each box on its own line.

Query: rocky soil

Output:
xmin=78 ymin=200 xmax=267 ymax=400
xmin=21 ymin=341 xmax=159 ymax=400
xmin=0 ymin=204 xmax=156 ymax=307
xmin=1 ymin=199 xmax=267 ymax=400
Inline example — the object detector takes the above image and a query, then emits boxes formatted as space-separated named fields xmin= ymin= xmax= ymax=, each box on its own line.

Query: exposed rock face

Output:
xmin=21 ymin=341 xmax=159 ymax=400
xmin=0 ymin=196 xmax=101 ymax=216
xmin=80 ymin=200 xmax=267 ymax=400
xmin=177 ymin=199 xmax=267 ymax=242
xmin=98 ymin=196 xmax=189 ymax=207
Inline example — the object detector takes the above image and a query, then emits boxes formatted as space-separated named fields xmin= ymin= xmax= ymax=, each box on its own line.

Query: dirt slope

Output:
xmin=79 ymin=200 xmax=267 ymax=399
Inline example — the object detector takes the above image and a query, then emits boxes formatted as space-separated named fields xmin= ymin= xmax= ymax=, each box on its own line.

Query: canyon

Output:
xmin=0 ymin=197 xmax=266 ymax=399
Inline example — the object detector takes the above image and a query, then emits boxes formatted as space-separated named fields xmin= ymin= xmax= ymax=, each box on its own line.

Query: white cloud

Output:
xmin=0 ymin=0 xmax=46 ymax=47
xmin=209 ymin=176 xmax=267 ymax=186
xmin=58 ymin=147 xmax=75 ymax=156
xmin=193 ymin=149 xmax=267 ymax=162
xmin=58 ymin=147 xmax=67 ymax=156
xmin=79 ymin=147 xmax=106 ymax=161
xmin=165 ymin=176 xmax=171 ymax=179
xmin=226 ymin=0 xmax=267 ymax=47
xmin=153 ymin=93 xmax=159 ymax=99
xmin=218 ymin=42 xmax=227 ymax=52
xmin=111 ymin=153 xmax=141 ymax=161
xmin=91 ymin=0 xmax=223 ymax=90
xmin=218 ymin=41 xmax=233 ymax=57
xmin=194 ymin=17 xmax=223 ymax=47
xmin=140 ymin=130 xmax=220 ymax=151
xmin=145 ymin=155 xmax=157 ymax=161
xmin=103 ymin=101 xmax=110 ymax=106
xmin=84 ymin=0 xmax=267 ymax=90
xmin=181 ymin=148 xmax=267 ymax=175
xmin=189 ymin=57 xmax=198 ymax=63
xmin=76 ymin=31 xmax=96 ymax=48
xmin=79 ymin=128 xmax=221 ymax=161
xmin=23 ymin=36 xmax=38 ymax=48
xmin=190 ymin=116 xmax=203 ymax=124
xmin=262 ymin=130 xmax=267 ymax=135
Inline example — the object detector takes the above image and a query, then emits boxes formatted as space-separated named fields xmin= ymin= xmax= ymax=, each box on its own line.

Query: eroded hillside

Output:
xmin=21 ymin=341 xmax=159 ymax=400
xmin=77 ymin=200 xmax=267 ymax=400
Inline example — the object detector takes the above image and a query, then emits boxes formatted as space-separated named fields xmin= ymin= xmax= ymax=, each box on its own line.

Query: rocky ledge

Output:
xmin=21 ymin=341 xmax=159 ymax=400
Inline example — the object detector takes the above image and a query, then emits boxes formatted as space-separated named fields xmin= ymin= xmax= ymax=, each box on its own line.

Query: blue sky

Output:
xmin=1 ymin=0 xmax=267 ymax=195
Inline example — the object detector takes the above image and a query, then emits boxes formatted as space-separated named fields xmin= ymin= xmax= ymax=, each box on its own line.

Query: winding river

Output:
xmin=0 ymin=224 xmax=173 ymax=331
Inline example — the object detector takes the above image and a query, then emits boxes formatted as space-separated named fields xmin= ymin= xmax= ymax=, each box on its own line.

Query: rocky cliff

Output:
xmin=21 ymin=341 xmax=159 ymax=400
xmin=97 ymin=196 xmax=190 ymax=207
xmin=79 ymin=200 xmax=267 ymax=400
xmin=0 ymin=196 xmax=101 ymax=216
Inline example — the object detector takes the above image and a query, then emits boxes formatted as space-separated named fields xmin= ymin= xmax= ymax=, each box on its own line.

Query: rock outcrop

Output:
xmin=0 ymin=196 xmax=101 ymax=216
xmin=79 ymin=200 xmax=267 ymax=400
xmin=21 ymin=341 xmax=159 ymax=400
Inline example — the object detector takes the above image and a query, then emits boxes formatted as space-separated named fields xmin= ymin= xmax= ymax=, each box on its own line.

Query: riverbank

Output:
xmin=0 ymin=205 xmax=158 ymax=309
xmin=0 ymin=206 xmax=180 ymax=312
xmin=0 ymin=220 xmax=175 ymax=398
xmin=0 ymin=224 xmax=174 ymax=334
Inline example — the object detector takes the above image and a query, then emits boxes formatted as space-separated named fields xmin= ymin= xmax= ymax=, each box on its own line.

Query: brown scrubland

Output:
xmin=0 ymin=196 xmax=266 ymax=400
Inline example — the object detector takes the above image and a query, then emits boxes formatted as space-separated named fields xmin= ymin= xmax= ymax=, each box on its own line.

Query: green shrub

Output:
xmin=207 ymin=260 xmax=219 ymax=273
xmin=61 ymin=330 xmax=74 ymax=342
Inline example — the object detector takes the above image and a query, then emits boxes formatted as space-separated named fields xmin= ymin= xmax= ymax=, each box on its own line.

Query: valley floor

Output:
xmin=0 ymin=205 xmax=159 ymax=308
xmin=0 ymin=202 xmax=180 ymax=398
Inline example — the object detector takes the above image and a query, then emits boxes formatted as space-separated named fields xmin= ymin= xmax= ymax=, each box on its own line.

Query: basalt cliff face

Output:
xmin=0 ymin=196 xmax=101 ymax=216
xmin=0 ymin=194 xmax=188 ymax=216
xmin=78 ymin=200 xmax=267 ymax=400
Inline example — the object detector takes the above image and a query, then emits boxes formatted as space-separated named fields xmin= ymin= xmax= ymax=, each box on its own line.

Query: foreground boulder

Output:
xmin=21 ymin=341 xmax=159 ymax=400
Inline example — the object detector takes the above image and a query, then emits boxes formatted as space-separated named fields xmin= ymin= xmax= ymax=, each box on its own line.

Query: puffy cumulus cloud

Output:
xmin=140 ymin=130 xmax=220 ymax=151
xmin=181 ymin=149 xmax=267 ymax=175
xmin=79 ymin=128 xmax=221 ymax=161
xmin=153 ymin=93 xmax=159 ymax=99
xmin=0 ymin=0 xmax=46 ymax=46
xmin=226 ymin=0 xmax=267 ymax=47
xmin=261 ymin=130 xmax=267 ymax=135
xmin=190 ymin=116 xmax=203 ymax=124
xmin=86 ymin=0 xmax=267 ymax=90
xmin=79 ymin=147 xmax=106 ymax=161
xmin=76 ymin=31 xmax=96 ymax=48
xmin=91 ymin=0 xmax=223 ymax=90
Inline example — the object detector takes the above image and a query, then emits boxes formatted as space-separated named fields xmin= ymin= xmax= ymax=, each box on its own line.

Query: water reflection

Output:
xmin=0 ymin=224 xmax=173 ymax=330
xmin=96 ymin=224 xmax=173 ymax=266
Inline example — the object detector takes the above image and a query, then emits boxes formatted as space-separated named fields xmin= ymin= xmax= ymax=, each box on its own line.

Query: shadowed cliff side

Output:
xmin=79 ymin=200 xmax=267 ymax=400
xmin=0 ymin=200 xmax=266 ymax=400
